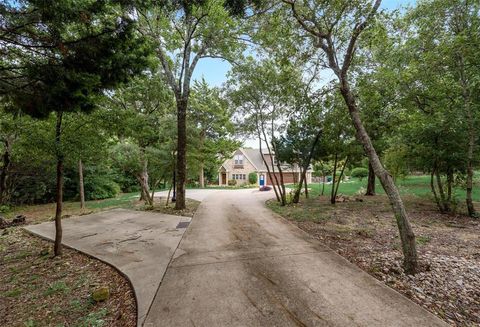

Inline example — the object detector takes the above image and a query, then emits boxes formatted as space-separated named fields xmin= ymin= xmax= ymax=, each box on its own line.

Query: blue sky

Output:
xmin=192 ymin=0 xmax=416 ymax=87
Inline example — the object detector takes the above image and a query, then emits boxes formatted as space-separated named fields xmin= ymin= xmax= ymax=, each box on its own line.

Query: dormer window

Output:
xmin=234 ymin=154 xmax=244 ymax=165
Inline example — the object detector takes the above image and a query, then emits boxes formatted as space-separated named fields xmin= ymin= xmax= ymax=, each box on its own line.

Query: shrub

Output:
xmin=248 ymin=172 xmax=257 ymax=184
xmin=227 ymin=179 xmax=236 ymax=186
xmin=84 ymin=175 xmax=121 ymax=200
xmin=351 ymin=167 xmax=369 ymax=180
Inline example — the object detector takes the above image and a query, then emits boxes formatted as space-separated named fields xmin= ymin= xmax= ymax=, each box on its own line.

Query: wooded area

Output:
xmin=1 ymin=0 xmax=479 ymax=313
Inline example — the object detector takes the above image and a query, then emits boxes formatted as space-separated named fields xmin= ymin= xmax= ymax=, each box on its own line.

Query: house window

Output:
xmin=234 ymin=154 xmax=243 ymax=165
xmin=232 ymin=174 xmax=246 ymax=180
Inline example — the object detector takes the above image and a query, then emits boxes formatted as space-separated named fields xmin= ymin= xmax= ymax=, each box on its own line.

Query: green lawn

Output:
xmin=306 ymin=174 xmax=480 ymax=201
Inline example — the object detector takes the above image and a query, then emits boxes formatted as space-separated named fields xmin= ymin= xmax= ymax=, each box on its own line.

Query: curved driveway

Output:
xmin=144 ymin=189 xmax=446 ymax=327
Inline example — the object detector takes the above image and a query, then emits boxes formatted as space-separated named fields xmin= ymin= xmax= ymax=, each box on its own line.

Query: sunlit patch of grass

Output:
xmin=266 ymin=198 xmax=330 ymax=223
xmin=416 ymin=235 xmax=431 ymax=245
xmin=76 ymin=308 xmax=108 ymax=327
xmin=4 ymin=288 xmax=22 ymax=297
xmin=43 ymin=281 xmax=69 ymax=296
xmin=304 ymin=175 xmax=480 ymax=201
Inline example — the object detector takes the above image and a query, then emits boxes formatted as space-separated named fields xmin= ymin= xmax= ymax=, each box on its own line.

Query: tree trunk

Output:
xmin=430 ymin=167 xmax=443 ymax=213
xmin=293 ymin=165 xmax=307 ymax=204
xmin=435 ymin=169 xmax=449 ymax=212
xmin=139 ymin=151 xmax=152 ymax=206
xmin=292 ymin=129 xmax=322 ymax=203
xmin=457 ymin=53 xmax=477 ymax=216
xmin=446 ymin=168 xmax=453 ymax=205
xmin=339 ymin=79 xmax=417 ymax=274
xmin=199 ymin=165 xmax=205 ymax=188
xmin=78 ymin=159 xmax=85 ymax=210
xmin=54 ymin=111 xmax=64 ymax=256
xmin=330 ymin=153 xmax=338 ymax=204
xmin=365 ymin=161 xmax=376 ymax=196
xmin=0 ymin=139 xmax=11 ymax=204
xmin=304 ymin=175 xmax=308 ymax=198
xmin=334 ymin=156 xmax=349 ymax=200
xmin=150 ymin=179 xmax=160 ymax=205
xmin=465 ymin=102 xmax=476 ymax=217
xmin=175 ymin=98 xmax=187 ymax=210
xmin=321 ymin=172 xmax=325 ymax=196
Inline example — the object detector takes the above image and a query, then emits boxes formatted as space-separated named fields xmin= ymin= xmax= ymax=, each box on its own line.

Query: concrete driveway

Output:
xmin=143 ymin=189 xmax=447 ymax=327
xmin=25 ymin=190 xmax=447 ymax=327
xmin=25 ymin=209 xmax=191 ymax=326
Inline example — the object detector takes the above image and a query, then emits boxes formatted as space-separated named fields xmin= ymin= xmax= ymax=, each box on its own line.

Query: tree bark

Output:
xmin=465 ymin=95 xmax=476 ymax=217
xmin=0 ymin=139 xmax=11 ymax=204
xmin=199 ymin=165 xmax=205 ymax=188
xmin=446 ymin=168 xmax=453 ymax=205
xmin=175 ymin=98 xmax=187 ymax=210
xmin=139 ymin=151 xmax=152 ymax=206
xmin=292 ymin=129 xmax=322 ymax=203
xmin=339 ymin=80 xmax=417 ymax=274
xmin=78 ymin=159 xmax=85 ymax=210
xmin=330 ymin=153 xmax=338 ymax=204
xmin=54 ymin=111 xmax=64 ymax=256
xmin=430 ymin=167 xmax=443 ymax=213
xmin=304 ymin=176 xmax=308 ymax=198
xmin=321 ymin=172 xmax=325 ymax=196
xmin=150 ymin=179 xmax=160 ymax=205
xmin=334 ymin=156 xmax=349 ymax=200
xmin=435 ymin=169 xmax=449 ymax=212
xmin=365 ymin=161 xmax=376 ymax=196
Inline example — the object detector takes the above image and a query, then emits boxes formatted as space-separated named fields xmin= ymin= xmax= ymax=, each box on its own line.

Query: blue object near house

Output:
xmin=259 ymin=174 xmax=265 ymax=186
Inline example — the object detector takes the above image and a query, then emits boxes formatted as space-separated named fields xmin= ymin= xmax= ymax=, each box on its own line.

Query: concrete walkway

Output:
xmin=25 ymin=209 xmax=190 ymax=326
xmin=143 ymin=189 xmax=447 ymax=327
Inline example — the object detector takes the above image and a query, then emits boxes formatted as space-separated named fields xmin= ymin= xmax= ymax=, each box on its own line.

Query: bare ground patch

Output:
xmin=143 ymin=197 xmax=200 ymax=217
xmin=267 ymin=195 xmax=480 ymax=327
xmin=0 ymin=228 xmax=136 ymax=327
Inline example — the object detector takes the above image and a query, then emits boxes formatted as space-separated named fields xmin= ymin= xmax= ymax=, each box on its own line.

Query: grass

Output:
xmin=305 ymin=174 xmax=480 ymax=201
xmin=3 ymin=191 xmax=141 ymax=224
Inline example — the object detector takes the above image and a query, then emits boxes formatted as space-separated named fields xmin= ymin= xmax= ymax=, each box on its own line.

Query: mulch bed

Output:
xmin=0 ymin=228 xmax=136 ymax=327
xmin=270 ymin=195 xmax=480 ymax=327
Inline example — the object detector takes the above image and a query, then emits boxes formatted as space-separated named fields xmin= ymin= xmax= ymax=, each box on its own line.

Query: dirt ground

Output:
xmin=268 ymin=195 xmax=480 ymax=327
xmin=0 ymin=196 xmax=199 ymax=327
xmin=0 ymin=228 xmax=136 ymax=327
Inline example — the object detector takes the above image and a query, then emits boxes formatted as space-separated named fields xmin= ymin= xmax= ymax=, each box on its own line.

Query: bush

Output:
xmin=227 ymin=179 xmax=236 ymax=186
xmin=248 ymin=172 xmax=257 ymax=184
xmin=84 ymin=175 xmax=121 ymax=200
xmin=351 ymin=167 xmax=369 ymax=180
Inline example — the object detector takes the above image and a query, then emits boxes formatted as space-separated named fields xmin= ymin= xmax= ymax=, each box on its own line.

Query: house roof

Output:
xmin=222 ymin=148 xmax=313 ymax=173
xmin=240 ymin=148 xmax=266 ymax=171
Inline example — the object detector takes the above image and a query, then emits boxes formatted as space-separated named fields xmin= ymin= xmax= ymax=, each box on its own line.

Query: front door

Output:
xmin=259 ymin=174 xmax=265 ymax=186
xmin=221 ymin=172 xmax=227 ymax=185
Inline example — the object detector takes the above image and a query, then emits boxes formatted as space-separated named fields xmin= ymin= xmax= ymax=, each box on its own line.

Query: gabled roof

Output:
xmin=240 ymin=148 xmax=265 ymax=171
xmin=223 ymin=148 xmax=313 ymax=173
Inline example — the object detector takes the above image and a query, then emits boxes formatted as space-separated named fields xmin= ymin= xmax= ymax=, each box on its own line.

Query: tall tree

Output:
xmin=281 ymin=0 xmax=418 ymax=273
xmin=104 ymin=73 xmax=174 ymax=205
xmin=189 ymin=79 xmax=238 ymax=187
xmin=137 ymin=0 xmax=244 ymax=209
xmin=1 ymin=0 xmax=150 ymax=255
xmin=402 ymin=0 xmax=480 ymax=217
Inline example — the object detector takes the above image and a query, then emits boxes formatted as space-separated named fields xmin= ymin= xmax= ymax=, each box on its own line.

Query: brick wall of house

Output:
xmin=221 ymin=150 xmax=257 ymax=185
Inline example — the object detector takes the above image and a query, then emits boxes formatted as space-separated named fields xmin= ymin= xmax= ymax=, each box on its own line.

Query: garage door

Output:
xmin=266 ymin=172 xmax=298 ymax=185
